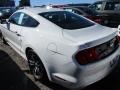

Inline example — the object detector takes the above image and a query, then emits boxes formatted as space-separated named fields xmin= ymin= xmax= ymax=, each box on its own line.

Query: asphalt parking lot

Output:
xmin=0 ymin=38 xmax=120 ymax=90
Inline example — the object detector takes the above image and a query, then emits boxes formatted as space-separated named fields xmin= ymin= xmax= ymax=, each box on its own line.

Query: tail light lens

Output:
xmin=116 ymin=35 xmax=120 ymax=43
xmin=75 ymin=36 xmax=119 ymax=65
xmin=75 ymin=47 xmax=99 ymax=65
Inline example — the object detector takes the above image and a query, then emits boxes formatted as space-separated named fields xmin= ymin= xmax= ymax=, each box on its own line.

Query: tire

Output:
xmin=26 ymin=49 xmax=47 ymax=81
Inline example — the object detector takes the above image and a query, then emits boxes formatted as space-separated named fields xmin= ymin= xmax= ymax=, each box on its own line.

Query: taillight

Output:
xmin=75 ymin=47 xmax=99 ymax=65
xmin=75 ymin=36 xmax=119 ymax=65
xmin=116 ymin=35 xmax=120 ymax=43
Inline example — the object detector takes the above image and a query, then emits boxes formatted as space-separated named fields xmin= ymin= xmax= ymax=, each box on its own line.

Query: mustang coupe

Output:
xmin=0 ymin=7 xmax=120 ymax=89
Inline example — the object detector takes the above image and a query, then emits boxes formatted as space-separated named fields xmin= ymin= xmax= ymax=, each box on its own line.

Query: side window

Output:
xmin=90 ymin=2 xmax=103 ymax=10
xmin=8 ymin=12 xmax=21 ymax=25
xmin=21 ymin=14 xmax=39 ymax=27
xmin=115 ymin=4 xmax=120 ymax=10
xmin=104 ymin=2 xmax=120 ymax=10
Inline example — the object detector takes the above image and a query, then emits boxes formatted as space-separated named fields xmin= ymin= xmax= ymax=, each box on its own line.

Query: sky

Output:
xmin=15 ymin=0 xmax=97 ymax=6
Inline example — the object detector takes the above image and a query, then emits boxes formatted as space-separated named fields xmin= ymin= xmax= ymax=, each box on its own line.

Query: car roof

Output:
xmin=18 ymin=7 xmax=63 ymax=14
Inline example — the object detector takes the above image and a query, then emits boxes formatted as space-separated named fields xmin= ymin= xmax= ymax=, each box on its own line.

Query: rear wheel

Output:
xmin=26 ymin=49 xmax=47 ymax=81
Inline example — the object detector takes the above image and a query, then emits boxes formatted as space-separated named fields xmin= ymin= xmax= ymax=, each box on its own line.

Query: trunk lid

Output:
xmin=62 ymin=24 xmax=117 ymax=50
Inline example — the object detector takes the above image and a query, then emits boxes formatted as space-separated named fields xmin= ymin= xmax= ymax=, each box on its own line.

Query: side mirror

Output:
xmin=6 ymin=19 xmax=9 ymax=24
xmin=5 ymin=19 xmax=10 ymax=30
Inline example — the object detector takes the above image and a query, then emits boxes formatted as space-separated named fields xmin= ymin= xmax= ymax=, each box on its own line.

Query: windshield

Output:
xmin=39 ymin=11 xmax=95 ymax=30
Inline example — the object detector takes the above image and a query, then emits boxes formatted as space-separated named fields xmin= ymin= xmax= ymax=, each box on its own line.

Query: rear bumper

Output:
xmin=51 ymin=46 xmax=120 ymax=89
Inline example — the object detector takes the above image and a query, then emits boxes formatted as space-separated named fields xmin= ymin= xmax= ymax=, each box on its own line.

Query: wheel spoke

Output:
xmin=27 ymin=51 xmax=44 ymax=80
xmin=29 ymin=60 xmax=35 ymax=66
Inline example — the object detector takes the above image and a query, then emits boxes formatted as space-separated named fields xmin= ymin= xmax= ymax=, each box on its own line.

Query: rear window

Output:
xmin=105 ymin=2 xmax=120 ymax=10
xmin=39 ymin=11 xmax=95 ymax=30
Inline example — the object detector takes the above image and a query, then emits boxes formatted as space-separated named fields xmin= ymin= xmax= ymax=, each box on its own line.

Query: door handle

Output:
xmin=14 ymin=31 xmax=21 ymax=36
xmin=16 ymin=33 xmax=21 ymax=36
xmin=10 ymin=30 xmax=21 ymax=36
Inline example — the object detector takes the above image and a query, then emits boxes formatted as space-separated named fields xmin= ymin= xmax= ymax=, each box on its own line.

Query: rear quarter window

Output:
xmin=21 ymin=13 xmax=39 ymax=27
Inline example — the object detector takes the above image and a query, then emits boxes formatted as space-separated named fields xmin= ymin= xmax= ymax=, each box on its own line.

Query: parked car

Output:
xmin=89 ymin=0 xmax=120 ymax=28
xmin=0 ymin=7 xmax=17 ymax=23
xmin=67 ymin=3 xmax=91 ymax=7
xmin=51 ymin=3 xmax=91 ymax=9
xmin=62 ymin=6 xmax=105 ymax=24
xmin=51 ymin=4 xmax=68 ymax=8
xmin=0 ymin=7 xmax=120 ymax=89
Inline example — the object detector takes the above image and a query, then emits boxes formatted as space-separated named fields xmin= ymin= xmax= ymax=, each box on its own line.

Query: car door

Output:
xmin=17 ymin=13 xmax=39 ymax=53
xmin=3 ymin=12 xmax=23 ymax=51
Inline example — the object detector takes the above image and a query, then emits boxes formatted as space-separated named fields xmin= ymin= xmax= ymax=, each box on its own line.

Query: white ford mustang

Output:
xmin=0 ymin=7 xmax=120 ymax=89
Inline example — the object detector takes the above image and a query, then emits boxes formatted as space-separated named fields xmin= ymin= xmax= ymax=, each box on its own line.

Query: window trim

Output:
xmin=8 ymin=12 xmax=40 ymax=28
xmin=8 ymin=12 xmax=22 ymax=25
xmin=19 ymin=12 xmax=40 ymax=28
xmin=39 ymin=11 xmax=95 ymax=30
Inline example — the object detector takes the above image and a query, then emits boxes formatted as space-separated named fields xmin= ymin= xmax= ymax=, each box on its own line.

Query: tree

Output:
xmin=0 ymin=0 xmax=15 ymax=7
xmin=19 ymin=0 xmax=30 ymax=7
xmin=0 ymin=0 xmax=9 ymax=4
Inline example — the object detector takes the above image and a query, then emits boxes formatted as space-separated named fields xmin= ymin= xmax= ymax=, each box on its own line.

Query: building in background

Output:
xmin=19 ymin=0 xmax=30 ymax=7
xmin=0 ymin=0 xmax=15 ymax=7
